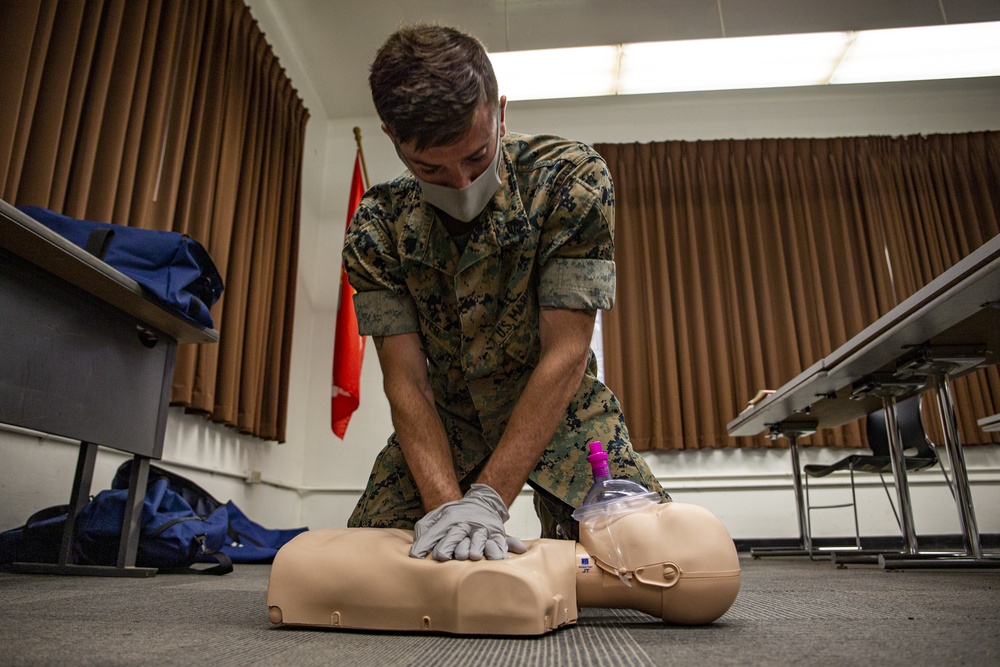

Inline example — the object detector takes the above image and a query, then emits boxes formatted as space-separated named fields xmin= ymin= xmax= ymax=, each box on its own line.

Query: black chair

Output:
xmin=803 ymin=394 xmax=940 ymax=553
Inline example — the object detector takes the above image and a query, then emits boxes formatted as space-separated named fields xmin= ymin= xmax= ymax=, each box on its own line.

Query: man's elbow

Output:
xmin=547 ymin=343 xmax=591 ymax=388
xmin=384 ymin=374 xmax=435 ymax=409
xmin=567 ymin=341 xmax=590 ymax=372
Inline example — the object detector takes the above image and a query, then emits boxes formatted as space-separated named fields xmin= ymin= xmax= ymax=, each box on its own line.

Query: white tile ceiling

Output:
xmin=251 ymin=0 xmax=1000 ymax=119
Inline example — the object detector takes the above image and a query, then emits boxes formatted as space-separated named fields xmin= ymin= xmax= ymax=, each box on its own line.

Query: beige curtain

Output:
xmin=1 ymin=0 xmax=309 ymax=442
xmin=595 ymin=132 xmax=1000 ymax=451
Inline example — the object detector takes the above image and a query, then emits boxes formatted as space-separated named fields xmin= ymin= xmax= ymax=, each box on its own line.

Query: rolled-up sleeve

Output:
xmin=539 ymin=257 xmax=616 ymax=310
xmin=537 ymin=151 xmax=617 ymax=311
xmin=352 ymin=289 xmax=419 ymax=336
xmin=343 ymin=196 xmax=421 ymax=337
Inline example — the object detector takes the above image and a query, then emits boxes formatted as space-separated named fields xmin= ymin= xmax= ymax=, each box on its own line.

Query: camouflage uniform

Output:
xmin=343 ymin=132 xmax=666 ymax=539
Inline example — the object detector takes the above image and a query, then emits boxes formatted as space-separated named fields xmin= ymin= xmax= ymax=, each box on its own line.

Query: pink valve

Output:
xmin=586 ymin=441 xmax=611 ymax=482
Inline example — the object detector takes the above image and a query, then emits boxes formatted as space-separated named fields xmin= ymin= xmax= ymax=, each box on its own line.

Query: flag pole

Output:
xmin=353 ymin=127 xmax=370 ymax=188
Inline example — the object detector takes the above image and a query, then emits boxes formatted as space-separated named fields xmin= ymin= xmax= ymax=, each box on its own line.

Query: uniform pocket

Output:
xmin=419 ymin=315 xmax=460 ymax=370
xmin=493 ymin=288 xmax=539 ymax=368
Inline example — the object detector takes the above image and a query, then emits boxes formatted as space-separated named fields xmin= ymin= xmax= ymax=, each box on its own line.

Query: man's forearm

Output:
xmin=376 ymin=334 xmax=463 ymax=512
xmin=386 ymin=383 xmax=463 ymax=512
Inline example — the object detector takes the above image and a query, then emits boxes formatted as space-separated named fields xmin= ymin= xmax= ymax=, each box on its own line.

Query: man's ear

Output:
xmin=381 ymin=123 xmax=393 ymax=140
xmin=499 ymin=96 xmax=507 ymax=137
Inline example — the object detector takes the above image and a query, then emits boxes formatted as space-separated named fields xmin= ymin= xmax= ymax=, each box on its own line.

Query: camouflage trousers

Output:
xmin=347 ymin=413 xmax=667 ymax=540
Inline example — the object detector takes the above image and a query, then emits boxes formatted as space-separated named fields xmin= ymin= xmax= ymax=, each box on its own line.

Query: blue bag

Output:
xmin=0 ymin=480 xmax=233 ymax=574
xmin=111 ymin=461 xmax=308 ymax=564
xmin=0 ymin=505 xmax=71 ymax=566
xmin=17 ymin=205 xmax=223 ymax=329
xmin=74 ymin=478 xmax=233 ymax=573
xmin=220 ymin=501 xmax=309 ymax=563
xmin=1 ymin=463 xmax=306 ymax=573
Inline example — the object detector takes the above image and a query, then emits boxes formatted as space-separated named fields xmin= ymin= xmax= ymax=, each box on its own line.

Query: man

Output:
xmin=343 ymin=23 xmax=666 ymax=561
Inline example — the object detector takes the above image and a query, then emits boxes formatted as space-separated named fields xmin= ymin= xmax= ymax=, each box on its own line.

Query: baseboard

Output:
xmin=734 ymin=533 xmax=1000 ymax=553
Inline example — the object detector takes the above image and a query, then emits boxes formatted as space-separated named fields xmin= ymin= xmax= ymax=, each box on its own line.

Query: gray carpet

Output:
xmin=2 ymin=554 xmax=998 ymax=666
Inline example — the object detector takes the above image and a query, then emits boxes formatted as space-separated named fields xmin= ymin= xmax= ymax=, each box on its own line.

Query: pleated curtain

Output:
xmin=595 ymin=132 xmax=1000 ymax=451
xmin=0 ymin=0 xmax=309 ymax=442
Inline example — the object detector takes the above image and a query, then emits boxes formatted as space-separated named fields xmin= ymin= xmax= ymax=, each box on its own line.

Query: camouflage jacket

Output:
xmin=343 ymin=132 xmax=638 ymax=506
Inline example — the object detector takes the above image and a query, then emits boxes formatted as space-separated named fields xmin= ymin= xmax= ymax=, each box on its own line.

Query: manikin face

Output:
xmin=384 ymin=96 xmax=507 ymax=190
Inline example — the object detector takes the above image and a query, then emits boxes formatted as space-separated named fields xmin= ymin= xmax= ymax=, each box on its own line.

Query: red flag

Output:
xmin=332 ymin=153 xmax=367 ymax=438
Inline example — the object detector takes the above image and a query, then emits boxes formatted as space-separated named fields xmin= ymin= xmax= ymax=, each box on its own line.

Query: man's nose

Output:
xmin=441 ymin=167 xmax=477 ymax=190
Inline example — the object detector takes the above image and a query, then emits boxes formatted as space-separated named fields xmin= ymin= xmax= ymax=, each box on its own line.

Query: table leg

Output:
xmin=878 ymin=375 xmax=999 ymax=570
xmin=56 ymin=441 xmax=98 ymax=565
xmin=788 ymin=433 xmax=812 ymax=554
xmin=751 ymin=424 xmax=818 ymax=558
xmin=11 ymin=443 xmax=157 ymax=577
xmin=880 ymin=395 xmax=919 ymax=556
xmin=931 ymin=373 xmax=982 ymax=559
xmin=117 ymin=456 xmax=151 ymax=568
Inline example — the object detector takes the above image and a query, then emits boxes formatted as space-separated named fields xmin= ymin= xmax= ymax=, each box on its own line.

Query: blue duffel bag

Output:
xmin=75 ymin=477 xmax=234 ymax=573
xmin=111 ymin=461 xmax=309 ymax=564
xmin=1 ymin=462 xmax=307 ymax=574
xmin=18 ymin=205 xmax=223 ymax=329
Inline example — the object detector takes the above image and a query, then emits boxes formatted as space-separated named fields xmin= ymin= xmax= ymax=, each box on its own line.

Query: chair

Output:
xmin=802 ymin=394 xmax=940 ymax=553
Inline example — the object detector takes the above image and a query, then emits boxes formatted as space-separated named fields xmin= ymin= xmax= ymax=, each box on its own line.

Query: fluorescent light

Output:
xmin=489 ymin=45 xmax=619 ymax=101
xmin=831 ymin=22 xmax=1000 ymax=84
xmin=619 ymin=32 xmax=850 ymax=94
xmin=488 ymin=21 xmax=1000 ymax=101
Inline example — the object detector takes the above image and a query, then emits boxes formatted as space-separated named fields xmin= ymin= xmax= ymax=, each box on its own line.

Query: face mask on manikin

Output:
xmin=394 ymin=118 xmax=502 ymax=223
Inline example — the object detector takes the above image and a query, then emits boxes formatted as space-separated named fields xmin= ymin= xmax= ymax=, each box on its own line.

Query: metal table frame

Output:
xmin=728 ymin=234 xmax=1000 ymax=569
xmin=1 ymin=201 xmax=219 ymax=577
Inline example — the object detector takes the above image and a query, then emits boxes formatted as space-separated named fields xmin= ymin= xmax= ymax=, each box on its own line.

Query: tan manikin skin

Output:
xmin=266 ymin=502 xmax=741 ymax=635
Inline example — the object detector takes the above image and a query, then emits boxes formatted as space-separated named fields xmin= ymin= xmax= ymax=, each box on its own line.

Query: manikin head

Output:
xmin=576 ymin=502 xmax=741 ymax=625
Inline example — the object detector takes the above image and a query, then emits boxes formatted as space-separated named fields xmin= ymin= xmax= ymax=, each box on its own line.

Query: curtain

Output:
xmin=595 ymin=132 xmax=1000 ymax=451
xmin=0 ymin=0 xmax=309 ymax=442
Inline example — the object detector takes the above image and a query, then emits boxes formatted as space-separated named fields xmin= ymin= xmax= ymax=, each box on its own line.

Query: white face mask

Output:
xmin=394 ymin=113 xmax=502 ymax=223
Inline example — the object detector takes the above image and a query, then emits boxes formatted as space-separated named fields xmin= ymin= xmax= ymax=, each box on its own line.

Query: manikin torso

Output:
xmin=266 ymin=502 xmax=741 ymax=635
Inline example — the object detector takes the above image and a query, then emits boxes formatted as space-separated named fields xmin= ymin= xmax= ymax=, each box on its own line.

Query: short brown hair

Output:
xmin=369 ymin=24 xmax=499 ymax=150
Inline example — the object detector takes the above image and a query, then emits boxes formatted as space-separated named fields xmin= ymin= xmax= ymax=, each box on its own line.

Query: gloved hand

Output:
xmin=409 ymin=484 xmax=528 ymax=561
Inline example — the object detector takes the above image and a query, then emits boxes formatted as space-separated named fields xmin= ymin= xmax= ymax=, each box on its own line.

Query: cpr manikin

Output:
xmin=266 ymin=500 xmax=741 ymax=635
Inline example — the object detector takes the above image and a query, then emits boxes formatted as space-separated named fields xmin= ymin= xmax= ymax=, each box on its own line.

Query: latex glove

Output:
xmin=410 ymin=484 xmax=528 ymax=561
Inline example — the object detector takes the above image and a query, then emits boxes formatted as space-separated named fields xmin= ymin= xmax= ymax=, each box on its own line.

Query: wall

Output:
xmin=0 ymin=0 xmax=334 ymax=535
xmin=310 ymin=77 xmax=1000 ymax=541
xmin=3 ymin=11 xmax=999 ymax=546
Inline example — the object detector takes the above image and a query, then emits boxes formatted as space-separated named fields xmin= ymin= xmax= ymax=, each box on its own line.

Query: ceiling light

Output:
xmin=618 ymin=32 xmax=851 ymax=94
xmin=830 ymin=22 xmax=1000 ymax=84
xmin=489 ymin=45 xmax=619 ymax=101
xmin=488 ymin=21 xmax=1000 ymax=101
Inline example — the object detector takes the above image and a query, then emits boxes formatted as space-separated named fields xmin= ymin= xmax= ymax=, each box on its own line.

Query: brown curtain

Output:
xmin=595 ymin=132 xmax=1000 ymax=451
xmin=0 ymin=0 xmax=309 ymax=442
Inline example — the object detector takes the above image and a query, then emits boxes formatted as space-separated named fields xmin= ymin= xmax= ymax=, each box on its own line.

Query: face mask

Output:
xmin=394 ymin=112 xmax=502 ymax=223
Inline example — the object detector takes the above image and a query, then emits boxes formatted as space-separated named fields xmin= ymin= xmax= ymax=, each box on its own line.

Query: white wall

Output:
xmin=312 ymin=77 xmax=1000 ymax=541
xmin=3 ymin=8 xmax=999 ymax=547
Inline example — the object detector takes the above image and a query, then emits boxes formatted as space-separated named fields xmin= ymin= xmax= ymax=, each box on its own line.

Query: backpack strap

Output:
xmin=177 ymin=550 xmax=233 ymax=576
xmin=84 ymin=227 xmax=114 ymax=260
xmin=149 ymin=518 xmax=233 ymax=576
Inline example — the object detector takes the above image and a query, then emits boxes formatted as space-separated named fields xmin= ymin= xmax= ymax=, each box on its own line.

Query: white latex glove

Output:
xmin=409 ymin=484 xmax=528 ymax=561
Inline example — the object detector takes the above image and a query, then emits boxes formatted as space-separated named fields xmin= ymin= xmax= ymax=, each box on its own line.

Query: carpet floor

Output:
xmin=1 ymin=553 xmax=998 ymax=666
